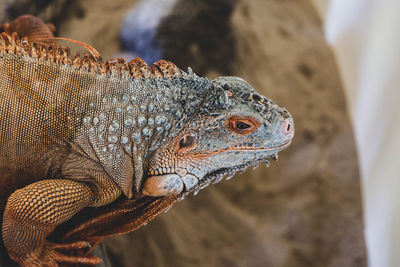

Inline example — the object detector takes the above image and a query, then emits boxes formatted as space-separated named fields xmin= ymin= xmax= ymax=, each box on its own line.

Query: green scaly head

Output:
xmin=142 ymin=76 xmax=294 ymax=198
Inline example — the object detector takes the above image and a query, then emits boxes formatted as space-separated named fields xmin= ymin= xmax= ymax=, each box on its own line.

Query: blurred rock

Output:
xmin=120 ymin=0 xmax=238 ymax=75
xmin=120 ymin=0 xmax=177 ymax=64
xmin=156 ymin=0 xmax=238 ymax=76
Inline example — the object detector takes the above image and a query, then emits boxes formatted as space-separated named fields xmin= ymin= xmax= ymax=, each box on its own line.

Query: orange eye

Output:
xmin=177 ymin=132 xmax=196 ymax=151
xmin=227 ymin=116 xmax=260 ymax=135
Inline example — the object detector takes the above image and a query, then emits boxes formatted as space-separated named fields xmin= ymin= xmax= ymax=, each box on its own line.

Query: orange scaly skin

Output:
xmin=0 ymin=16 xmax=294 ymax=266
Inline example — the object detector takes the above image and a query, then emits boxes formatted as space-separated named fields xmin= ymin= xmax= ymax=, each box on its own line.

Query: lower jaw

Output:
xmin=145 ymin=149 xmax=281 ymax=198
xmin=177 ymin=154 xmax=276 ymax=200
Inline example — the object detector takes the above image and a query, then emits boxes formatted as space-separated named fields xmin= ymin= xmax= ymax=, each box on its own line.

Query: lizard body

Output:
xmin=0 ymin=16 xmax=294 ymax=266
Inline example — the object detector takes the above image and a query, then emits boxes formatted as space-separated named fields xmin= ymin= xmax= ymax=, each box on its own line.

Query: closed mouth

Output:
xmin=189 ymin=139 xmax=293 ymax=159
xmin=229 ymin=139 xmax=292 ymax=152
xmin=267 ymin=139 xmax=292 ymax=151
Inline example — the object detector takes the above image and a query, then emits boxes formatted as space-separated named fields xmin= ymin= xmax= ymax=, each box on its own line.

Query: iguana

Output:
xmin=0 ymin=15 xmax=294 ymax=267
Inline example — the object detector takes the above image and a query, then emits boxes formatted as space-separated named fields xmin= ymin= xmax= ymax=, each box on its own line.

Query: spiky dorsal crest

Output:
xmin=0 ymin=31 xmax=184 ymax=80
xmin=0 ymin=15 xmax=184 ymax=81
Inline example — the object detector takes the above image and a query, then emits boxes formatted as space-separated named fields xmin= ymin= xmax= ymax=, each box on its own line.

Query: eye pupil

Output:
xmin=235 ymin=121 xmax=251 ymax=130
xmin=227 ymin=116 xmax=260 ymax=135
xmin=179 ymin=134 xmax=195 ymax=149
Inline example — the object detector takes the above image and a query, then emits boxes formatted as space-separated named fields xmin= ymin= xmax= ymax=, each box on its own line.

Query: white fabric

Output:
xmin=311 ymin=1 xmax=400 ymax=266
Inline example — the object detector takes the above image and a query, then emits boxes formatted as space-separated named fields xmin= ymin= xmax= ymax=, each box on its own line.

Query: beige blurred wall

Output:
xmin=311 ymin=1 xmax=400 ymax=267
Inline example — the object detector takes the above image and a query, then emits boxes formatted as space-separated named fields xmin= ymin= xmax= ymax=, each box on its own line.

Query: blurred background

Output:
xmin=2 ymin=0 xmax=396 ymax=266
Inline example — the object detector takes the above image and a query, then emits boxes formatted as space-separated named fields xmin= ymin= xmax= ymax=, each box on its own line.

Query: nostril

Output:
xmin=282 ymin=119 xmax=293 ymax=135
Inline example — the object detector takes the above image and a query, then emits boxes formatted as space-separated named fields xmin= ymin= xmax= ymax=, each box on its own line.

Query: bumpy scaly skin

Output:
xmin=3 ymin=180 xmax=100 ymax=266
xmin=144 ymin=76 xmax=293 ymax=198
xmin=0 ymin=16 xmax=293 ymax=267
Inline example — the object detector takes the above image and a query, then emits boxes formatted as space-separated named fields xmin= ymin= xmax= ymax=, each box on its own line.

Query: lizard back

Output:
xmin=0 ymin=48 xmax=96 ymax=203
xmin=0 ymin=32 xmax=203 ymax=205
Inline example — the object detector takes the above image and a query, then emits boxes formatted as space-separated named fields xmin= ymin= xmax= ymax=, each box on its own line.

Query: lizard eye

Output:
xmin=235 ymin=121 xmax=251 ymax=130
xmin=227 ymin=116 xmax=260 ymax=135
xmin=177 ymin=132 xmax=196 ymax=150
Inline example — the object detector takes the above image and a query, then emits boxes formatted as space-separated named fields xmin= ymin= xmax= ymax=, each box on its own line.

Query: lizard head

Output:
xmin=142 ymin=76 xmax=294 ymax=198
